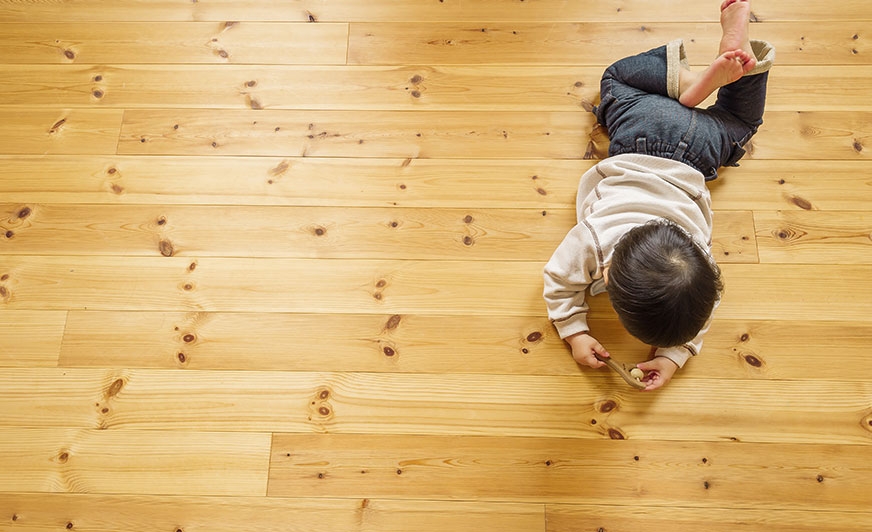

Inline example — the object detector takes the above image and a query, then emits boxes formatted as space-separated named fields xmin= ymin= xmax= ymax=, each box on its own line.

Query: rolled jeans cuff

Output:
xmin=745 ymin=39 xmax=776 ymax=76
xmin=666 ymin=39 xmax=689 ymax=100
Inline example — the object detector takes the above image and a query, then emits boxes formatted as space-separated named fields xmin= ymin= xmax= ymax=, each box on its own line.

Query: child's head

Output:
xmin=606 ymin=219 xmax=723 ymax=347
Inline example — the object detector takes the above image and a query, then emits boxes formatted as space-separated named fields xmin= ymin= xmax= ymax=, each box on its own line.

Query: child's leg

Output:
xmin=709 ymin=40 xmax=775 ymax=129
xmin=599 ymin=45 xmax=672 ymax=99
xmin=677 ymin=0 xmax=759 ymax=108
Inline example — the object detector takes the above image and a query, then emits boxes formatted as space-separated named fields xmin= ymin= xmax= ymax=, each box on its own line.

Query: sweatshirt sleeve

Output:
xmin=542 ymin=222 xmax=602 ymax=339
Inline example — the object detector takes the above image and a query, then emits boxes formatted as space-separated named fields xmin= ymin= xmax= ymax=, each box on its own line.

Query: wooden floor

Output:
xmin=1 ymin=1 xmax=871 ymax=530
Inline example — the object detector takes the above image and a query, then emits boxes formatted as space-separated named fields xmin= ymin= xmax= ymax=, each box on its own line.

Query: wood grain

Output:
xmin=0 ymin=23 xmax=349 ymax=65
xmin=268 ymin=434 xmax=872 ymax=507
xmin=0 ymin=493 xmax=545 ymax=532
xmin=546 ymin=504 xmax=872 ymax=532
xmin=3 ymin=65 xmax=871 ymax=112
xmin=0 ymin=310 xmax=65 ymax=367
xmin=117 ymin=109 xmax=587 ymax=159
xmin=1 ymin=157 xmax=870 ymax=211
xmin=115 ymin=109 xmax=872 ymax=160
xmin=754 ymin=211 xmax=872 ymax=264
xmin=2 ymin=258 xmax=870 ymax=321
xmin=348 ymin=22 xmax=871 ymax=66
xmin=0 ymin=428 xmax=270 ymax=495
xmin=2 ymin=369 xmax=871 ymax=444
xmin=0 ymin=204 xmax=756 ymax=263
xmin=57 ymin=312 xmax=872 ymax=382
xmin=0 ymin=155 xmax=586 ymax=207
xmin=0 ymin=0 xmax=869 ymax=22
xmin=0 ymin=110 xmax=122 ymax=155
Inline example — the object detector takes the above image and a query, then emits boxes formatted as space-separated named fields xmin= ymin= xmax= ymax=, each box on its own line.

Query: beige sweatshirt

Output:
xmin=543 ymin=153 xmax=716 ymax=368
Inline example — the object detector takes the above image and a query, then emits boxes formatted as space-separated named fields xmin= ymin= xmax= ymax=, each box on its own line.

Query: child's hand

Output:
xmin=636 ymin=356 xmax=679 ymax=391
xmin=566 ymin=333 xmax=610 ymax=369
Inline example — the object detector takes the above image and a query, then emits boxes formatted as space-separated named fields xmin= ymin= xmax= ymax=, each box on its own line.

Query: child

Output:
xmin=543 ymin=0 xmax=775 ymax=391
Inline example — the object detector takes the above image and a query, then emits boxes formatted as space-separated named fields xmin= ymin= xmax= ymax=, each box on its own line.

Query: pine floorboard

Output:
xmin=1 ymin=1 xmax=870 ymax=530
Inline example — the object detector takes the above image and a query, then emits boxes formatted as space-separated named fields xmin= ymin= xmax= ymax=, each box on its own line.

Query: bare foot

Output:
xmin=678 ymin=49 xmax=756 ymax=107
xmin=719 ymin=0 xmax=755 ymax=56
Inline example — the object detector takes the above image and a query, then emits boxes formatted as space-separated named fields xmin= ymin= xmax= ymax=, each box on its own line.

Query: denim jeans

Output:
xmin=594 ymin=42 xmax=771 ymax=180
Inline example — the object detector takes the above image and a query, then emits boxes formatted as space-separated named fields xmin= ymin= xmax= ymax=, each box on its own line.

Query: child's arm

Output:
xmin=543 ymin=224 xmax=605 ymax=362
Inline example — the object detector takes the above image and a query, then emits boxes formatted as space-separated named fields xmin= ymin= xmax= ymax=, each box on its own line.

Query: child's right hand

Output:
xmin=566 ymin=332 xmax=610 ymax=369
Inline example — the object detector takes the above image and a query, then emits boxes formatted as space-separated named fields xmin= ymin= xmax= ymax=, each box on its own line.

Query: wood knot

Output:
xmin=319 ymin=389 xmax=330 ymax=400
xmin=183 ymin=333 xmax=196 ymax=343
xmin=384 ymin=314 xmax=402 ymax=330
xmin=607 ymin=428 xmax=625 ymax=440
xmin=526 ymin=331 xmax=542 ymax=342
xmin=18 ymin=206 xmax=32 ymax=219
xmin=383 ymin=346 xmax=396 ymax=357
xmin=789 ymin=196 xmax=814 ymax=211
xmin=159 ymin=240 xmax=175 ymax=257
xmin=597 ymin=400 xmax=617 ymax=413
xmin=58 ymin=451 xmax=70 ymax=463
xmin=744 ymin=354 xmax=763 ymax=367
xmin=106 ymin=378 xmax=125 ymax=398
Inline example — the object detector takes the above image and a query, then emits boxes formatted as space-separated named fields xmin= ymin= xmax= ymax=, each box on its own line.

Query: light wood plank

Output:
xmin=747 ymin=111 xmax=872 ymax=160
xmin=0 ymin=493 xmax=544 ymax=532
xmin=754 ymin=211 xmax=872 ymax=264
xmin=2 ymin=369 xmax=871 ymax=444
xmin=58 ymin=312 xmax=569 ymax=373
xmin=546 ymin=504 xmax=872 ymax=532
xmin=696 ymin=319 xmax=872 ymax=381
xmin=0 ymin=204 xmax=574 ymax=260
xmin=711 ymin=210 xmax=757 ymax=263
xmin=766 ymin=66 xmax=872 ymax=112
xmin=115 ymin=109 xmax=872 ymax=160
xmin=348 ymin=22 xmax=872 ymax=66
xmin=0 ymin=110 xmax=122 ymax=155
xmin=58 ymin=311 xmax=872 ymax=383
xmin=0 ymin=256 xmax=545 ymax=314
xmin=0 ymin=64 xmax=601 ymax=111
xmin=268 ymin=434 xmax=872 ymax=508
xmin=4 ymin=65 xmax=871 ymax=112
xmin=0 ymin=0 xmax=869 ymax=23
xmin=0 ymin=428 xmax=270 ymax=495
xmin=1 ymin=258 xmax=869 ymax=321
xmin=117 ymin=109 xmax=587 ymax=159
xmin=1 ymin=157 xmax=870 ymax=211
xmin=0 ymin=156 xmax=585 ymax=207
xmin=0 ymin=310 xmax=65 ymax=367
xmin=0 ymin=23 xmax=349 ymax=65
xmin=713 ymin=160 xmax=872 ymax=211
xmin=0 ymin=204 xmax=755 ymax=263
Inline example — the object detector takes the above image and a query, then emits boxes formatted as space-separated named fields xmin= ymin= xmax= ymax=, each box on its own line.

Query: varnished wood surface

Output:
xmin=1 ymin=1 xmax=871 ymax=530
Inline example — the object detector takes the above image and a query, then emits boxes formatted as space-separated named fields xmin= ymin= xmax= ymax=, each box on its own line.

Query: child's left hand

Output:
xmin=635 ymin=357 xmax=679 ymax=391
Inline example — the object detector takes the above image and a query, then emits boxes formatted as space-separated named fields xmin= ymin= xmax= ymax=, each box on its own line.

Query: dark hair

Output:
xmin=605 ymin=220 xmax=723 ymax=347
